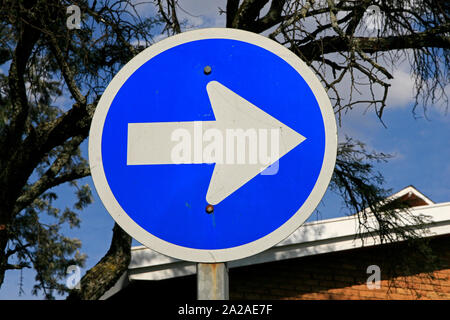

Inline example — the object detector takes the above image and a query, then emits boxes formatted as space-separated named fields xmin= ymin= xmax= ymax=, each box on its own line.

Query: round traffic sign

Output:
xmin=89 ymin=28 xmax=337 ymax=262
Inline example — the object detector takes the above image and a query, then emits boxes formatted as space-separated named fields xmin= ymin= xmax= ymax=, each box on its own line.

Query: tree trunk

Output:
xmin=67 ymin=223 xmax=131 ymax=300
xmin=0 ymin=227 xmax=8 ymax=288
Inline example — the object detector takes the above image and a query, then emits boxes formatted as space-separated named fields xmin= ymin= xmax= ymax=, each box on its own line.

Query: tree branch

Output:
xmin=13 ymin=135 xmax=89 ymax=216
xmin=47 ymin=34 xmax=86 ymax=107
xmin=157 ymin=0 xmax=181 ymax=35
xmin=293 ymin=26 xmax=450 ymax=62
xmin=5 ymin=263 xmax=30 ymax=270
xmin=248 ymin=0 xmax=286 ymax=33
xmin=67 ymin=223 xmax=131 ymax=300
xmin=269 ymin=0 xmax=315 ymax=39
xmin=1 ymin=15 xmax=40 ymax=156
xmin=226 ymin=0 xmax=240 ymax=28
xmin=231 ymin=0 xmax=271 ymax=30
xmin=345 ymin=0 xmax=372 ymax=36
xmin=5 ymin=242 xmax=32 ymax=258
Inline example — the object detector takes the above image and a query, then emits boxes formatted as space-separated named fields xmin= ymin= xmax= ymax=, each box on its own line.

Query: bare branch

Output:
xmin=5 ymin=263 xmax=30 ymax=270
xmin=157 ymin=0 xmax=181 ymax=34
xmin=13 ymin=135 xmax=89 ymax=216
xmin=231 ymin=0 xmax=271 ymax=29
xmin=226 ymin=0 xmax=240 ymax=28
xmin=1 ymin=15 xmax=40 ymax=154
xmin=47 ymin=34 xmax=86 ymax=107
xmin=270 ymin=0 xmax=315 ymax=39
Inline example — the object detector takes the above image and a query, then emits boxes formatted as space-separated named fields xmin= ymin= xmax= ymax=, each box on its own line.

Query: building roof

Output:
xmin=101 ymin=186 xmax=450 ymax=299
xmin=386 ymin=185 xmax=434 ymax=206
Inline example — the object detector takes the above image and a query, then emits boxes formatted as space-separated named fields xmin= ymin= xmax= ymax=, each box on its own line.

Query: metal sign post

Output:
xmin=197 ymin=263 xmax=229 ymax=300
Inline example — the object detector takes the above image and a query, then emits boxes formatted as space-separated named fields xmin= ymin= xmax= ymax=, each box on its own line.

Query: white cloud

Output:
xmin=386 ymin=68 xmax=415 ymax=108
xmin=176 ymin=0 xmax=226 ymax=18
xmin=177 ymin=0 xmax=226 ymax=29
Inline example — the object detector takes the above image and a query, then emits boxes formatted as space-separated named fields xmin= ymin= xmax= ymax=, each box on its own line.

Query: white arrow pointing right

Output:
xmin=127 ymin=81 xmax=306 ymax=205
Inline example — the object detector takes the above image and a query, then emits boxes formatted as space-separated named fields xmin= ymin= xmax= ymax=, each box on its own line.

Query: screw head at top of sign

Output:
xmin=204 ymin=65 xmax=212 ymax=75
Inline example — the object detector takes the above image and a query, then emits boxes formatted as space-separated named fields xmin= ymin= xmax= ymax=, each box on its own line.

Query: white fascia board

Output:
xmin=129 ymin=202 xmax=450 ymax=281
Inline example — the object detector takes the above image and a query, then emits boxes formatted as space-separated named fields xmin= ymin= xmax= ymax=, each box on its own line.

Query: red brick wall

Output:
xmin=229 ymin=235 xmax=450 ymax=300
xmin=112 ymin=235 xmax=450 ymax=300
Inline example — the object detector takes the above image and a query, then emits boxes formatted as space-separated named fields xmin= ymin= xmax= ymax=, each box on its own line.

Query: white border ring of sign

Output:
xmin=89 ymin=28 xmax=338 ymax=263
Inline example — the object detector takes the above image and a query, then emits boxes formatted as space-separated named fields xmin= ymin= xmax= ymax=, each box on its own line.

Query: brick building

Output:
xmin=104 ymin=186 xmax=450 ymax=300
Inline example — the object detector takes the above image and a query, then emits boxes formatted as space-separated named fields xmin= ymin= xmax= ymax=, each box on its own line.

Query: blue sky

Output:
xmin=0 ymin=1 xmax=449 ymax=299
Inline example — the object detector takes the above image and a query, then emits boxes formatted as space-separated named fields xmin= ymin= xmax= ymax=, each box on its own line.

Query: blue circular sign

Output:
xmin=89 ymin=28 xmax=337 ymax=262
